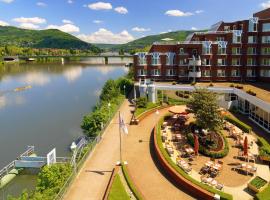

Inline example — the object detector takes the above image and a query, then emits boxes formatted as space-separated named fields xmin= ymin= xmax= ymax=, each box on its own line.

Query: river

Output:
xmin=0 ymin=62 xmax=127 ymax=199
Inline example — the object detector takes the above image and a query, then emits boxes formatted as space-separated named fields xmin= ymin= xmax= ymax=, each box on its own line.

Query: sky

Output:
xmin=0 ymin=0 xmax=269 ymax=44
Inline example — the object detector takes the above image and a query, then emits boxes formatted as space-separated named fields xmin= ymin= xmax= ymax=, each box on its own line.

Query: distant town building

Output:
xmin=134 ymin=8 xmax=270 ymax=82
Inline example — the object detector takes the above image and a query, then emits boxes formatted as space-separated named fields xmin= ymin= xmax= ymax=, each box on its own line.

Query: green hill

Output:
xmin=109 ymin=30 xmax=201 ymax=52
xmin=0 ymin=26 xmax=100 ymax=51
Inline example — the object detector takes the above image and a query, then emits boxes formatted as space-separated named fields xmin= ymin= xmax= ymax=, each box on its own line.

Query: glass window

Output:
xmin=138 ymin=53 xmax=147 ymax=65
xmin=261 ymin=58 xmax=270 ymax=66
xmin=151 ymin=53 xmax=160 ymax=65
xmin=262 ymin=36 xmax=270 ymax=44
xmin=216 ymin=37 xmax=225 ymax=41
xmin=232 ymin=47 xmax=241 ymax=55
xmin=232 ymin=58 xmax=241 ymax=66
xmin=247 ymin=47 xmax=256 ymax=55
xmin=262 ymin=23 xmax=270 ymax=32
xmin=248 ymin=17 xmax=258 ymax=32
xmin=248 ymin=36 xmax=257 ymax=43
xmin=179 ymin=69 xmax=187 ymax=77
xmin=261 ymin=47 xmax=270 ymax=55
xmin=247 ymin=58 xmax=256 ymax=66
xmin=217 ymin=58 xmax=226 ymax=66
xmin=137 ymin=69 xmax=147 ymax=76
xmin=202 ymin=70 xmax=211 ymax=77
xmin=217 ymin=70 xmax=226 ymax=77
xmin=260 ymin=70 xmax=270 ymax=77
xmin=233 ymin=30 xmax=242 ymax=43
xmin=179 ymin=59 xmax=187 ymax=65
xmin=231 ymin=69 xmax=240 ymax=77
xmin=166 ymin=52 xmax=175 ymax=65
xmin=151 ymin=69 xmax=160 ymax=76
xmin=224 ymin=26 xmax=230 ymax=31
xmin=166 ymin=69 xmax=176 ymax=76
xmin=203 ymin=58 xmax=211 ymax=66
xmin=202 ymin=41 xmax=212 ymax=55
xmin=179 ymin=48 xmax=185 ymax=54
xmin=247 ymin=69 xmax=256 ymax=77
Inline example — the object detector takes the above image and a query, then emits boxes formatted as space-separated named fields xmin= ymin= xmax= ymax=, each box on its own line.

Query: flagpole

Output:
xmin=119 ymin=111 xmax=122 ymax=165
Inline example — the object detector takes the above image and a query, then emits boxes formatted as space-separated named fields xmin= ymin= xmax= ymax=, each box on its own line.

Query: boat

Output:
xmin=26 ymin=58 xmax=36 ymax=62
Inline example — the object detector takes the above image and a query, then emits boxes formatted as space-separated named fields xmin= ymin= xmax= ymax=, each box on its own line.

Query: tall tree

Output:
xmin=186 ymin=89 xmax=223 ymax=132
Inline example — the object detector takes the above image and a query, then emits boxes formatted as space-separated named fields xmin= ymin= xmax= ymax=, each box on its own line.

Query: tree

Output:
xmin=136 ymin=97 xmax=147 ymax=108
xmin=186 ymin=89 xmax=223 ymax=132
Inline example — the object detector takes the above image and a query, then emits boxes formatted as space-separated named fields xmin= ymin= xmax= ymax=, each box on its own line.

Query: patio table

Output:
xmin=211 ymin=180 xmax=218 ymax=186
xmin=175 ymin=134 xmax=182 ymax=140
xmin=205 ymin=161 xmax=214 ymax=167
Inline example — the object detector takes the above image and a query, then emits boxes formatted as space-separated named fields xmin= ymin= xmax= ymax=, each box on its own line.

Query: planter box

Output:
xmin=248 ymin=176 xmax=268 ymax=193
xmin=259 ymin=155 xmax=270 ymax=162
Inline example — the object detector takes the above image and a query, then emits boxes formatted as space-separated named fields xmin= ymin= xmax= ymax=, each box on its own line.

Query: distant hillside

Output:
xmin=108 ymin=30 xmax=202 ymax=52
xmin=0 ymin=26 xmax=100 ymax=51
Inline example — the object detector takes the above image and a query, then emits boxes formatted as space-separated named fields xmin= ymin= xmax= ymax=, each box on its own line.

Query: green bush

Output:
xmin=250 ymin=176 xmax=267 ymax=190
xmin=156 ymin=118 xmax=233 ymax=200
xmin=256 ymin=184 xmax=270 ymax=200
xmin=136 ymin=97 xmax=148 ymax=108
xmin=187 ymin=132 xmax=229 ymax=158
xmin=257 ymin=137 xmax=270 ymax=159
xmin=224 ymin=115 xmax=251 ymax=133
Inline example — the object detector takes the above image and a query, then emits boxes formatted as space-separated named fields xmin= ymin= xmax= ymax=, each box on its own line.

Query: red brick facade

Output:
xmin=134 ymin=8 xmax=270 ymax=82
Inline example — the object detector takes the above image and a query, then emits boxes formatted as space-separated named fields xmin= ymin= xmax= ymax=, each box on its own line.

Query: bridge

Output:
xmin=17 ymin=55 xmax=134 ymax=65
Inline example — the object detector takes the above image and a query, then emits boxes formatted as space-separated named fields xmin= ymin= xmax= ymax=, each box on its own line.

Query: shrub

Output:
xmin=191 ymin=81 xmax=196 ymax=86
xmin=224 ymin=115 xmax=251 ymax=133
xmin=235 ymin=85 xmax=243 ymax=89
xmin=172 ymin=81 xmax=177 ymax=85
xmin=136 ymin=97 xmax=148 ymax=108
xmin=209 ymin=82 xmax=214 ymax=87
xmin=250 ymin=176 xmax=267 ymax=190
xmin=230 ymin=84 xmax=234 ymax=87
xmin=246 ymin=89 xmax=256 ymax=96
xmin=257 ymin=137 xmax=270 ymax=160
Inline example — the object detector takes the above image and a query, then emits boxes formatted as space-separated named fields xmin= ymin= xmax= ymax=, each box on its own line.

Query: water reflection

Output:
xmin=63 ymin=67 xmax=82 ymax=83
xmin=19 ymin=72 xmax=50 ymax=86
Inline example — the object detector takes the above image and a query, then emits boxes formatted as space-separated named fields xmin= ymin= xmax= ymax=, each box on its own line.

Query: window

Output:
xmin=261 ymin=58 xmax=270 ymax=66
xmin=260 ymin=70 xmax=270 ymax=77
xmin=247 ymin=69 xmax=256 ymax=77
xmin=224 ymin=26 xmax=230 ymax=31
xmin=202 ymin=70 xmax=211 ymax=77
xmin=247 ymin=58 xmax=256 ymax=66
xmin=151 ymin=69 xmax=160 ymax=76
xmin=216 ymin=37 xmax=225 ymax=41
xmin=261 ymin=47 xmax=270 ymax=55
xmin=166 ymin=52 xmax=175 ymax=66
xmin=137 ymin=53 xmax=147 ymax=65
xmin=217 ymin=41 xmax=227 ymax=55
xmin=248 ymin=17 xmax=258 ymax=32
xmin=247 ymin=47 xmax=256 ymax=55
xmin=202 ymin=41 xmax=212 ymax=55
xmin=233 ymin=30 xmax=242 ymax=43
xmin=179 ymin=48 xmax=185 ymax=55
xmin=217 ymin=70 xmax=226 ymax=77
xmin=137 ymin=69 xmax=147 ymax=76
xmin=231 ymin=69 xmax=240 ymax=77
xmin=248 ymin=36 xmax=257 ymax=44
xmin=151 ymin=53 xmax=160 ymax=65
xmin=262 ymin=36 xmax=270 ymax=44
xmin=239 ymin=24 xmax=243 ymax=30
xmin=179 ymin=69 xmax=187 ymax=77
xmin=217 ymin=58 xmax=226 ymax=66
xmin=262 ymin=23 xmax=270 ymax=32
xmin=166 ymin=69 xmax=176 ymax=76
xmin=232 ymin=58 xmax=241 ymax=66
xmin=233 ymin=25 xmax=237 ymax=30
xmin=203 ymin=58 xmax=211 ymax=66
xmin=232 ymin=47 xmax=241 ymax=55
xmin=179 ymin=59 xmax=187 ymax=65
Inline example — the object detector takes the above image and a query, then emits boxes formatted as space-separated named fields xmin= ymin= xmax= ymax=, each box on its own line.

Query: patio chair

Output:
xmin=216 ymin=183 xmax=224 ymax=190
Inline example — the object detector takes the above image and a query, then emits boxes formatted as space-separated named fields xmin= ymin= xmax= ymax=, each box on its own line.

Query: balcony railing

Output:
xmin=188 ymin=71 xmax=202 ymax=78
xmin=189 ymin=59 xmax=202 ymax=66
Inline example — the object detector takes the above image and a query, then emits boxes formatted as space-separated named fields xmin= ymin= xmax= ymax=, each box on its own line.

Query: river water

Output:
xmin=0 ymin=62 xmax=127 ymax=199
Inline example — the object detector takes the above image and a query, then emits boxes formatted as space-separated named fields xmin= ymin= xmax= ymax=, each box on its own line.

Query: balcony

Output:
xmin=188 ymin=71 xmax=202 ymax=78
xmin=189 ymin=59 xmax=202 ymax=66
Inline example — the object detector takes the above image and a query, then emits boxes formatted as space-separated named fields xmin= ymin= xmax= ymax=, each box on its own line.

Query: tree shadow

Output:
xmin=85 ymin=170 xmax=112 ymax=175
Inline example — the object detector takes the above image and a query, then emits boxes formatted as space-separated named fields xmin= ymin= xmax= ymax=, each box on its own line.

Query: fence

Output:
xmin=54 ymin=98 xmax=124 ymax=200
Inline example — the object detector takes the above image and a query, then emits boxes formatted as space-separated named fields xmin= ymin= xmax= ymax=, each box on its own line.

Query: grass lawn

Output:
xmin=108 ymin=174 xmax=130 ymax=200
xmin=135 ymin=102 xmax=159 ymax=117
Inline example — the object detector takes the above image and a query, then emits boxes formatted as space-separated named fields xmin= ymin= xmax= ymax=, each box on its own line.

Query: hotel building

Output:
xmin=134 ymin=8 xmax=270 ymax=82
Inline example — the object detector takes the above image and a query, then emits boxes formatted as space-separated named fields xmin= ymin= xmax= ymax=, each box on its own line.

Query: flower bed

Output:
xmin=248 ymin=176 xmax=268 ymax=193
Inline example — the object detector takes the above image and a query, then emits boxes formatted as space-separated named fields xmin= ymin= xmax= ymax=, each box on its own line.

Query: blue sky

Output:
xmin=0 ymin=0 xmax=270 ymax=44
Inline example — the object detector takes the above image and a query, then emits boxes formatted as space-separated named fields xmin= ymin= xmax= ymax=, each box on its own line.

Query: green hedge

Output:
xmin=135 ymin=102 xmax=159 ymax=117
xmin=250 ymin=176 xmax=267 ymax=190
xmin=122 ymin=164 xmax=144 ymax=200
xmin=156 ymin=117 xmax=233 ymax=200
xmin=257 ymin=137 xmax=270 ymax=160
xmin=108 ymin=174 xmax=130 ymax=200
xmin=224 ymin=115 xmax=252 ymax=133
xmin=187 ymin=132 xmax=229 ymax=158
xmin=256 ymin=184 xmax=270 ymax=200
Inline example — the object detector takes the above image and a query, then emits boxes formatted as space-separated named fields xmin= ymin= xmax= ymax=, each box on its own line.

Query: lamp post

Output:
xmin=123 ymin=85 xmax=126 ymax=97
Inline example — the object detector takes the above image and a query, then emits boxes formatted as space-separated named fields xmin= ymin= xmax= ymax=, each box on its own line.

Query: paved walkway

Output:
xmin=64 ymin=100 xmax=132 ymax=200
xmin=123 ymin=108 xmax=195 ymax=200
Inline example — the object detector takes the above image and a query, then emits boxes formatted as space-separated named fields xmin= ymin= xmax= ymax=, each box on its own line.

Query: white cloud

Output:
xmin=0 ymin=20 xmax=9 ymax=26
xmin=67 ymin=0 xmax=73 ymax=4
xmin=13 ymin=17 xmax=46 ymax=24
xmin=93 ymin=20 xmax=103 ymax=24
xmin=261 ymin=1 xmax=270 ymax=9
xmin=20 ymin=23 xmax=40 ymax=30
xmin=0 ymin=0 xmax=14 ymax=3
xmin=88 ymin=2 xmax=112 ymax=10
xmin=165 ymin=10 xmax=193 ymax=17
xmin=195 ymin=10 xmax=204 ymax=14
xmin=36 ymin=2 xmax=47 ymax=7
xmin=47 ymin=23 xmax=80 ymax=33
xmin=114 ymin=6 xmax=128 ymax=14
xmin=62 ymin=19 xmax=73 ymax=24
xmin=132 ymin=27 xmax=150 ymax=32
xmin=63 ymin=67 xmax=82 ymax=83
xmin=77 ymin=28 xmax=134 ymax=44
xmin=20 ymin=72 xmax=50 ymax=86
xmin=191 ymin=27 xmax=198 ymax=30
